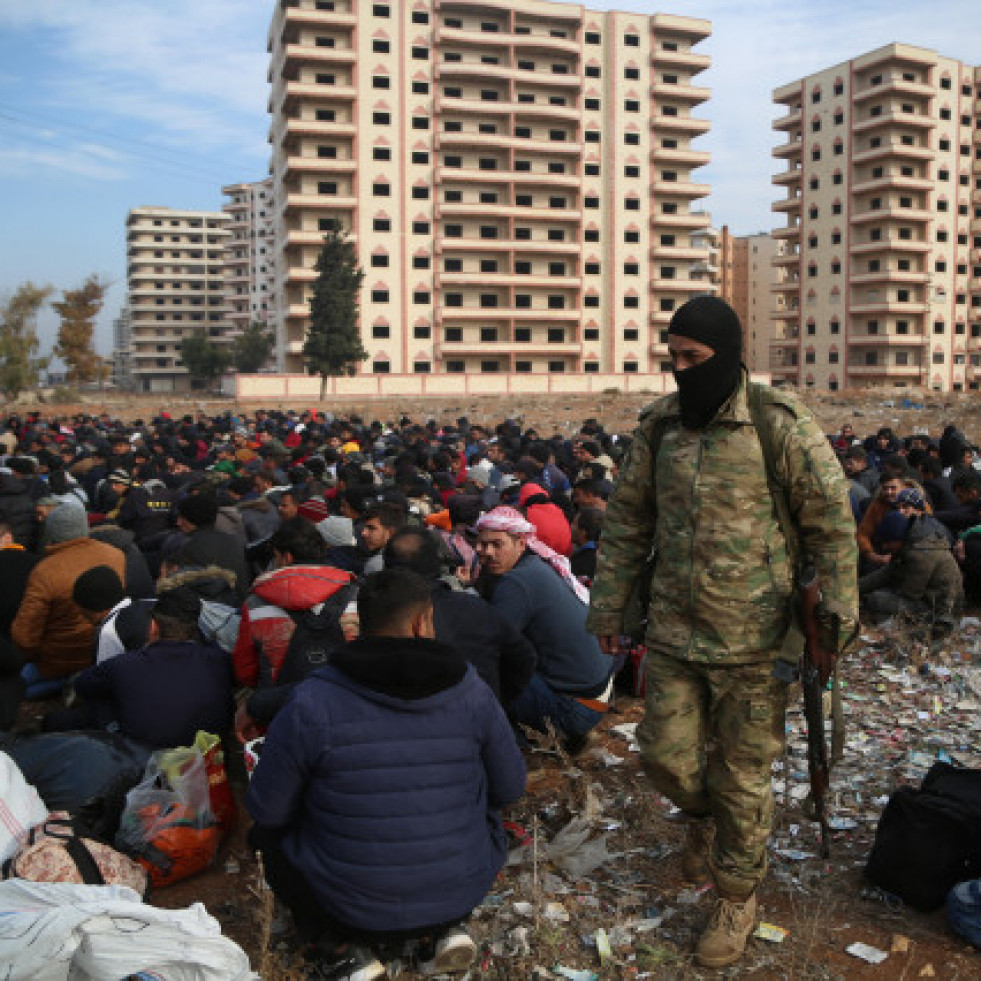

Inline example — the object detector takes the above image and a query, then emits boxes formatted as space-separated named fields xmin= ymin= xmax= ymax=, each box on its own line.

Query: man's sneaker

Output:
xmin=680 ymin=818 xmax=715 ymax=883
xmin=306 ymin=944 xmax=387 ymax=981
xmin=418 ymin=925 xmax=476 ymax=976
xmin=695 ymin=894 xmax=757 ymax=969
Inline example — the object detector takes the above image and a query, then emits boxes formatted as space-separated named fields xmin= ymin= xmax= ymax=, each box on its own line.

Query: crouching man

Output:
xmin=246 ymin=568 xmax=526 ymax=980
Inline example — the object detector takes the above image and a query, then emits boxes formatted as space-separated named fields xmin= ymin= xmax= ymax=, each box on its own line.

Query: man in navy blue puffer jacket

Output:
xmin=247 ymin=568 xmax=526 ymax=980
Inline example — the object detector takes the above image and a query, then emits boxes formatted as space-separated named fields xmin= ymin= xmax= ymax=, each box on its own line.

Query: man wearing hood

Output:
xmin=586 ymin=296 xmax=857 ymax=969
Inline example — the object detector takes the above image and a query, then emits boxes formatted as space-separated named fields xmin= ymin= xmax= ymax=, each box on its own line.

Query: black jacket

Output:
xmin=0 ymin=474 xmax=37 ymax=549
xmin=429 ymin=580 xmax=536 ymax=706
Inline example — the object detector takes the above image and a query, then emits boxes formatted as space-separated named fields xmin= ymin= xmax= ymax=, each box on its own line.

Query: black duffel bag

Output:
xmin=866 ymin=763 xmax=981 ymax=911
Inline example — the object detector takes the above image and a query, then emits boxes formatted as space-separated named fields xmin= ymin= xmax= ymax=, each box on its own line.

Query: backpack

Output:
xmin=276 ymin=584 xmax=354 ymax=685
xmin=198 ymin=600 xmax=242 ymax=653
xmin=866 ymin=763 xmax=981 ymax=911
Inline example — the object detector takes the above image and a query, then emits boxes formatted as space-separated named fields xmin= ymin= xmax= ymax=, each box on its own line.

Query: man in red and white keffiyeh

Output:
xmin=474 ymin=507 xmax=614 ymax=752
xmin=474 ymin=507 xmax=589 ymax=603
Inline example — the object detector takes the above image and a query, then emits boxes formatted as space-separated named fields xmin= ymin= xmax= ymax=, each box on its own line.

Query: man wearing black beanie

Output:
xmin=587 ymin=296 xmax=859 ymax=968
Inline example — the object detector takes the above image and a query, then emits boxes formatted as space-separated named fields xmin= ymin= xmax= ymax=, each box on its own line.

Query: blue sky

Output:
xmin=0 ymin=0 xmax=978 ymax=356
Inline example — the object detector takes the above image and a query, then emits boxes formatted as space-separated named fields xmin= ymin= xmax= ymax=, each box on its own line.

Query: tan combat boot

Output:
xmin=680 ymin=818 xmax=715 ymax=883
xmin=695 ymin=893 xmax=757 ymax=969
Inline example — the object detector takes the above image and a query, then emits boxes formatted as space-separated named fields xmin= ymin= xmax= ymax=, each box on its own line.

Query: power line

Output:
xmin=0 ymin=104 xmax=266 ymax=184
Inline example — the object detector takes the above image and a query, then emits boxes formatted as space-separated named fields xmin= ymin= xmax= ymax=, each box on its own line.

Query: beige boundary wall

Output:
xmin=234 ymin=372 xmax=681 ymax=400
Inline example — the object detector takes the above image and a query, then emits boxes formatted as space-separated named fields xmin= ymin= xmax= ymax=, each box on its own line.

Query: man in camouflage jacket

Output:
xmin=586 ymin=296 xmax=857 ymax=969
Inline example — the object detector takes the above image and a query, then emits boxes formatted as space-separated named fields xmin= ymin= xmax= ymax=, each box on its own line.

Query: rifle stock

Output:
xmin=799 ymin=564 xmax=832 ymax=859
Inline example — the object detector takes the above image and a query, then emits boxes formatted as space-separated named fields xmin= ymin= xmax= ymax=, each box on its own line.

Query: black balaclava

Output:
xmin=667 ymin=296 xmax=744 ymax=430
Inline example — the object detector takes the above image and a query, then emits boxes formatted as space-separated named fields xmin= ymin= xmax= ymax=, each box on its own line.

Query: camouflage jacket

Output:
xmin=586 ymin=374 xmax=858 ymax=663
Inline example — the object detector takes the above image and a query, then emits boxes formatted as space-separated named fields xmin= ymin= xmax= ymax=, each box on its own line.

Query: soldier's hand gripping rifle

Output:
xmin=798 ymin=563 xmax=836 ymax=859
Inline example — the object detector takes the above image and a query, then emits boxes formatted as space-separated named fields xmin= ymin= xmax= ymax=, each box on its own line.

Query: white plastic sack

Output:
xmin=0 ymin=750 xmax=49 ymax=863
xmin=0 ymin=879 xmax=256 ymax=981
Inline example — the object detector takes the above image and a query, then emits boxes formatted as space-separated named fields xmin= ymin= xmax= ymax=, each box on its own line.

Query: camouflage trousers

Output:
xmin=637 ymin=652 xmax=787 ymax=899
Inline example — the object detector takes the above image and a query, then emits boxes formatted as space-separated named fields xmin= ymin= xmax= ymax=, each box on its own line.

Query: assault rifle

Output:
xmin=798 ymin=564 xmax=835 ymax=859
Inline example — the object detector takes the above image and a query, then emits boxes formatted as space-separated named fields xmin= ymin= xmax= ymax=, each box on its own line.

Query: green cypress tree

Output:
xmin=303 ymin=220 xmax=367 ymax=395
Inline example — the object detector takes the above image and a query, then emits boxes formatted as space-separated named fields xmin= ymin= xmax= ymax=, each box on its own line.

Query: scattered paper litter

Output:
xmin=754 ymin=923 xmax=789 ymax=943
xmin=890 ymin=933 xmax=910 ymax=953
xmin=846 ymin=941 xmax=889 ymax=964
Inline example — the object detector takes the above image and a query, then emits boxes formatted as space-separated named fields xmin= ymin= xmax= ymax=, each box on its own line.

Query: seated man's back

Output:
xmin=70 ymin=586 xmax=233 ymax=748
xmin=246 ymin=568 xmax=525 ymax=972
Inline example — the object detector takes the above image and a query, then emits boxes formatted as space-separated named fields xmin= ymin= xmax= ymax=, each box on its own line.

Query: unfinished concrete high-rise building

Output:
xmin=266 ymin=0 xmax=712 ymax=379
xmin=772 ymin=43 xmax=981 ymax=392
xmin=125 ymin=206 xmax=231 ymax=393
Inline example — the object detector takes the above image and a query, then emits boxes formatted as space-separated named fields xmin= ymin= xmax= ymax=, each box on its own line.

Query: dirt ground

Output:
xmin=14 ymin=383 xmax=981 ymax=443
xmin=19 ymin=618 xmax=976 ymax=980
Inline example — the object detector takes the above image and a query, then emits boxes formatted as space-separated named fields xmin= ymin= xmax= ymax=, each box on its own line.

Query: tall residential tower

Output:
xmin=267 ymin=0 xmax=712 ymax=378
xmin=772 ymin=43 xmax=981 ymax=392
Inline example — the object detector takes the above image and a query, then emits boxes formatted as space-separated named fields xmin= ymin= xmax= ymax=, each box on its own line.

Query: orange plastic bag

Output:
xmin=114 ymin=748 xmax=219 ymax=888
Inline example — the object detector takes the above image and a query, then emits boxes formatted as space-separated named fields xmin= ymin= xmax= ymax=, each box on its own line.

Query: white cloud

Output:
xmin=0 ymin=0 xmax=269 ymax=159
xmin=0 ymin=143 xmax=126 ymax=181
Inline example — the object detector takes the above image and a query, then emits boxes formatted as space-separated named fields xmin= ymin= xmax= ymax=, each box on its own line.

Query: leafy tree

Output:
xmin=303 ymin=221 xmax=367 ymax=395
xmin=52 ymin=275 xmax=107 ymax=385
xmin=178 ymin=330 xmax=230 ymax=391
xmin=0 ymin=281 xmax=52 ymax=397
xmin=232 ymin=320 xmax=275 ymax=373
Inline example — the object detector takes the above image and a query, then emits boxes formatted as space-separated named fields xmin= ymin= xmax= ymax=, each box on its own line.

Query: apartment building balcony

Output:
xmin=438 ymin=271 xmax=580 ymax=289
xmin=282 ymin=193 xmax=357 ymax=213
xmin=850 ymin=238 xmax=930 ymax=254
xmin=772 ymin=138 xmax=803 ymax=160
xmin=279 ymin=43 xmax=356 ymax=70
xmin=652 ymin=179 xmax=710 ymax=198
xmin=648 ymin=211 xmax=710 ymax=233
xmin=277 ymin=118 xmax=357 ymax=141
xmin=283 ymin=228 xmax=348 ymax=247
xmin=276 ymin=81 xmax=357 ymax=109
xmin=847 ymin=332 xmax=927 ymax=346
xmin=439 ymin=340 xmax=582 ymax=357
xmin=436 ymin=131 xmax=581 ymax=155
xmin=651 ymin=114 xmax=710 ymax=135
xmin=773 ymin=306 xmax=801 ymax=321
xmin=650 ymin=80 xmax=710 ymax=105
xmin=439 ymin=202 xmax=581 ymax=221
xmin=852 ymin=174 xmax=933 ymax=194
xmin=773 ymin=108 xmax=803 ymax=132
xmin=439 ymin=165 xmax=579 ymax=188
xmin=510 ymin=101 xmax=581 ymax=122
xmin=436 ymin=237 xmax=580 ymax=254
xmin=437 ymin=62 xmax=581 ymax=89
xmin=771 ymin=279 xmax=800 ymax=294
xmin=286 ymin=302 xmax=311 ymax=320
xmin=651 ymin=276 xmax=705 ymax=292
xmin=852 ymin=110 xmax=935 ymax=133
xmin=652 ymin=244 xmax=705 ymax=261
xmin=281 ymin=6 xmax=356 ymax=30
xmin=436 ymin=26 xmax=580 ymax=58
xmin=850 ymin=205 xmax=932 ymax=224
xmin=772 ymin=196 xmax=801 ymax=214
xmin=225 ymin=271 xmax=251 ymax=286
xmin=284 ymin=155 xmax=357 ymax=175
xmin=847 ymin=361 xmax=925 ymax=378
xmin=852 ymin=77 xmax=935 ymax=103
xmin=770 ymin=361 xmax=800 ymax=377
xmin=436 ymin=306 xmax=579 ymax=322
xmin=851 ymin=142 xmax=933 ymax=165
xmin=650 ymin=145 xmax=711 ymax=167
xmin=652 ymin=48 xmax=711 ymax=72
xmin=850 ymin=299 xmax=929 ymax=315
xmin=773 ymin=252 xmax=800 ymax=267
xmin=850 ymin=269 xmax=929 ymax=285
xmin=286 ymin=267 xmax=318 ymax=284
xmin=772 ymin=167 xmax=802 ymax=187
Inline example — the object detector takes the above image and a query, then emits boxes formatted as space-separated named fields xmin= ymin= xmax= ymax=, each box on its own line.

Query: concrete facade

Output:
xmin=125 ymin=206 xmax=232 ymax=393
xmin=223 ymin=178 xmax=278 ymax=357
xmin=267 ymin=0 xmax=712 ymax=378
xmin=772 ymin=44 xmax=981 ymax=392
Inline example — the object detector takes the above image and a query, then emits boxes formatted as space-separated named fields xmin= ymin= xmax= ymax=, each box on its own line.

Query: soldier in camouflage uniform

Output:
xmin=586 ymin=296 xmax=858 ymax=969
